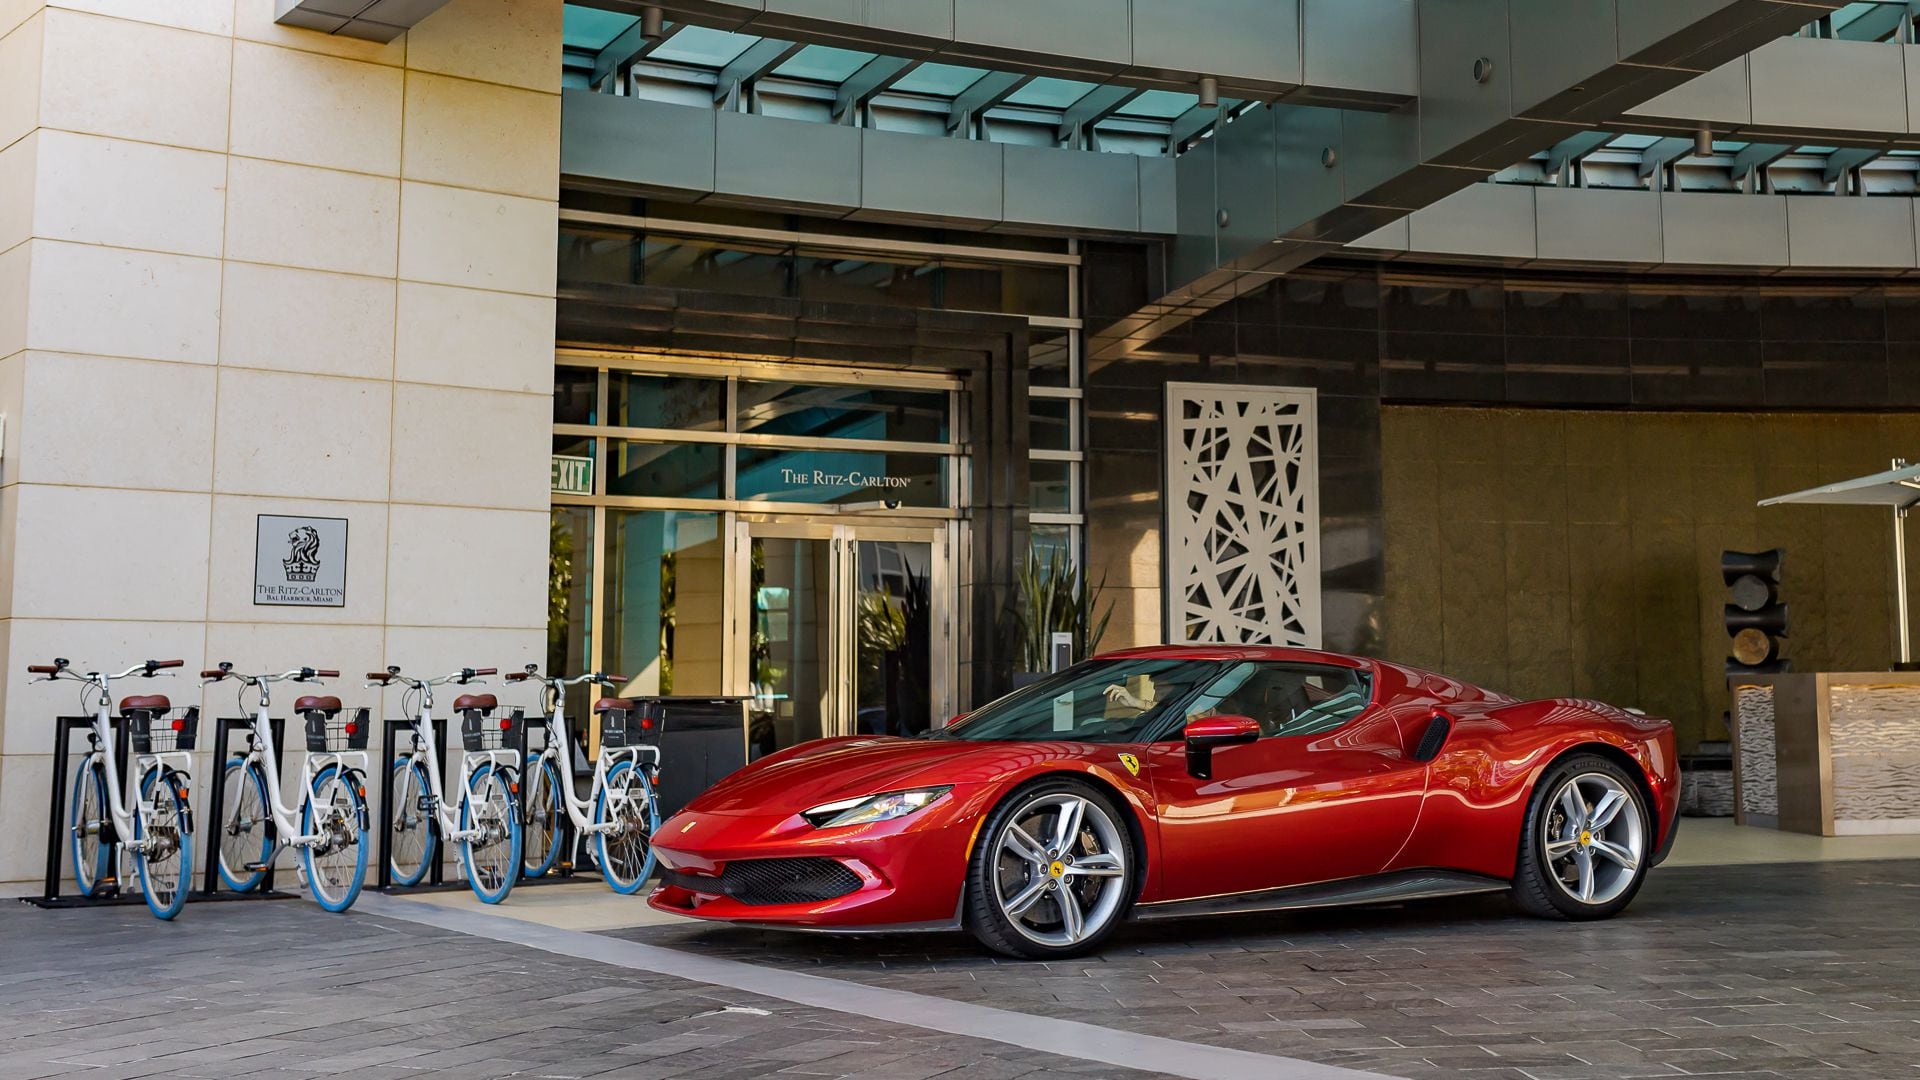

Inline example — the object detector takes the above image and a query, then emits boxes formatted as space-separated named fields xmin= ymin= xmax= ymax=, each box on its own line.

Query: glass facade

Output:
xmin=601 ymin=509 xmax=725 ymax=697
xmin=553 ymin=204 xmax=1086 ymax=744
xmin=559 ymin=201 xmax=1087 ymax=569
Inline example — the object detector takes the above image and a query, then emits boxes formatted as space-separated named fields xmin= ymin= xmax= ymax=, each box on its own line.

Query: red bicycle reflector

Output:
xmin=500 ymin=718 xmax=513 ymax=730
xmin=641 ymin=718 xmax=655 ymax=730
xmin=170 ymin=719 xmax=184 ymax=731
xmin=345 ymin=722 xmax=358 ymax=735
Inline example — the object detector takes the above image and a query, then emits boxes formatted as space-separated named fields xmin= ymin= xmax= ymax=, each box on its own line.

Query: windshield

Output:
xmin=940 ymin=658 xmax=1226 ymax=743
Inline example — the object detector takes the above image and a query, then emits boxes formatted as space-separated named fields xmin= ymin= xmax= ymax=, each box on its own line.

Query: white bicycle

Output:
xmin=377 ymin=665 xmax=523 ymax=903
xmin=206 ymin=663 xmax=370 ymax=913
xmin=29 ymin=658 xmax=194 ymax=920
xmin=502 ymin=665 xmax=661 ymax=894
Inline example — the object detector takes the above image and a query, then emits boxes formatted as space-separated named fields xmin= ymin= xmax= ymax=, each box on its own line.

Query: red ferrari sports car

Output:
xmin=649 ymin=646 xmax=1680 ymax=958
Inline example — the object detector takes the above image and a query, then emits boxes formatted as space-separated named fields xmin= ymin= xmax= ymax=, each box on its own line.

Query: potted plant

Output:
xmin=1014 ymin=548 xmax=1113 ymax=686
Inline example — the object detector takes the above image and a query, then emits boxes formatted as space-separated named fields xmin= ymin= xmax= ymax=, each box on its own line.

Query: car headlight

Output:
xmin=802 ymin=786 xmax=952 ymax=829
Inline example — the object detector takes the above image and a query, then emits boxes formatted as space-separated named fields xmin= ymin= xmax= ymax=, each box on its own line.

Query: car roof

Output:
xmin=1091 ymin=644 xmax=1372 ymax=671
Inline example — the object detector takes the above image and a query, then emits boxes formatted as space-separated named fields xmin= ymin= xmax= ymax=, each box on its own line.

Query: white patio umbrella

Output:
xmin=1759 ymin=458 xmax=1920 ymax=664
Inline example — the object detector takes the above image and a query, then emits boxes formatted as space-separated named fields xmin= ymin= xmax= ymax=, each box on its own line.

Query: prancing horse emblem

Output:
xmin=1118 ymin=753 xmax=1140 ymax=776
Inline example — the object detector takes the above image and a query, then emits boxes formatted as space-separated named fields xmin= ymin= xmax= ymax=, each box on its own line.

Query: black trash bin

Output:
xmin=637 ymin=696 xmax=750 ymax=820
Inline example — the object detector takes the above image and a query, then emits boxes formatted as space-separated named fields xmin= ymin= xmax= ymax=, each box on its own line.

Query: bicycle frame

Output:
xmin=522 ymin=675 xmax=657 ymax=838
xmin=222 ymin=670 xmax=369 ymax=850
xmin=382 ymin=669 xmax=514 ymax=845
xmin=79 ymin=665 xmax=190 ymax=857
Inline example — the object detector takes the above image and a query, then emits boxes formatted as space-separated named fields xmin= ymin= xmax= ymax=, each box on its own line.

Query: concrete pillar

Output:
xmin=0 ymin=0 xmax=562 ymax=888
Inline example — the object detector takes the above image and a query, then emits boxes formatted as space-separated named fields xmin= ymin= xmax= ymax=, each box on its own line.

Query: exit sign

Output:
xmin=551 ymin=454 xmax=593 ymax=496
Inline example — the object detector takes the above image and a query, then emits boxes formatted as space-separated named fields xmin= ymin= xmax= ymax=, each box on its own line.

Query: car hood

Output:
xmin=683 ymin=735 xmax=1109 ymax=816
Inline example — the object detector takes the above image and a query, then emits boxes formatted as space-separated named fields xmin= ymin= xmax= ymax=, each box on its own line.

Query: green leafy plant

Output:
xmin=547 ymin=513 xmax=576 ymax=677
xmin=1017 ymin=547 xmax=1113 ymax=673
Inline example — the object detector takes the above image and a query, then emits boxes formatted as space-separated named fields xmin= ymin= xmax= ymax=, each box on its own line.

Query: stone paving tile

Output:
xmin=608 ymin=859 xmax=1920 ymax=1079
xmin=0 ymin=899 xmax=1179 ymax=1080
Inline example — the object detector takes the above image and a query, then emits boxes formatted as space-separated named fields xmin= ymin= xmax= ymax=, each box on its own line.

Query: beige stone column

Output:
xmin=0 ymin=0 xmax=560 ymax=887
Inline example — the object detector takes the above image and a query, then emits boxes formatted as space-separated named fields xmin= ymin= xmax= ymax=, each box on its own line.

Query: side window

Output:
xmin=1189 ymin=663 xmax=1373 ymax=738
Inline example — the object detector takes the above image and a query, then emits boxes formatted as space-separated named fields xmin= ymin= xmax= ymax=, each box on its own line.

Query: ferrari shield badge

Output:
xmin=1118 ymin=753 xmax=1140 ymax=776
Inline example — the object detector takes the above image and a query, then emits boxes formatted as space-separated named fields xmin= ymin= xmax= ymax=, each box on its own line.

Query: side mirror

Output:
xmin=1184 ymin=714 xmax=1259 ymax=779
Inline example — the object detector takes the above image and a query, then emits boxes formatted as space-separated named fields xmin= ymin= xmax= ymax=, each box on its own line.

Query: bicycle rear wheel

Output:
xmin=69 ymin=757 xmax=110 ymax=897
xmin=520 ymin=755 xmax=562 ymax=880
xmin=300 ymin=764 xmax=368 ymax=913
xmin=217 ymin=758 xmax=272 ymax=893
xmin=458 ymin=763 xmax=521 ymax=904
xmin=134 ymin=768 xmax=191 ymax=921
xmin=388 ymin=757 xmax=436 ymax=887
xmin=593 ymin=760 xmax=659 ymax=895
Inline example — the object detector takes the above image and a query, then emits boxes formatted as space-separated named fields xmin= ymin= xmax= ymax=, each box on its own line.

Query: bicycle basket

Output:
xmin=129 ymin=706 xmax=199 ymax=754
xmin=304 ymin=705 xmax=371 ymax=753
xmin=460 ymin=707 xmax=524 ymax=752
xmin=600 ymin=702 xmax=663 ymax=750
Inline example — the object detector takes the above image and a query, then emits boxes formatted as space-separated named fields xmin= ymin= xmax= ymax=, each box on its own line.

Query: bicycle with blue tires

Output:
xmin=205 ymin=663 xmax=370 ymax=913
xmin=29 ymin=658 xmax=194 ymax=920
xmin=377 ymin=665 xmax=523 ymax=903
xmin=502 ymin=665 xmax=660 ymax=894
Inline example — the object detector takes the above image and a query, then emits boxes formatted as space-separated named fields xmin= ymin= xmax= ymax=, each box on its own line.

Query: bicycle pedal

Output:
xmin=242 ymin=861 xmax=271 ymax=872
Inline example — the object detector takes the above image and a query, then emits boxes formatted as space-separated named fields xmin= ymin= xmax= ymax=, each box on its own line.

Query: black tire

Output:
xmin=964 ymin=778 xmax=1136 ymax=960
xmin=1512 ymin=753 xmax=1652 ymax=920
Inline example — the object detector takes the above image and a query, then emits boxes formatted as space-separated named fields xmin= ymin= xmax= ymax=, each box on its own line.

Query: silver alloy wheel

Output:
xmin=1543 ymin=771 xmax=1645 ymax=906
xmin=992 ymin=792 xmax=1126 ymax=948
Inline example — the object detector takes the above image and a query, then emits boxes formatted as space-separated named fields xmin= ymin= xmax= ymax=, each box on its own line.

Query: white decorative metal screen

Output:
xmin=1164 ymin=384 xmax=1321 ymax=647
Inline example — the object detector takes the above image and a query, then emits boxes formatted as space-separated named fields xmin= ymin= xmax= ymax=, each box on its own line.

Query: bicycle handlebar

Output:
xmin=28 ymin=659 xmax=179 ymax=684
xmin=204 ymin=663 xmax=338 ymax=685
xmin=365 ymin=666 xmax=497 ymax=689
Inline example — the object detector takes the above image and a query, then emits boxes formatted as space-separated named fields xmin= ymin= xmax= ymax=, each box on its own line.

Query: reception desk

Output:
xmin=1731 ymin=673 xmax=1920 ymax=835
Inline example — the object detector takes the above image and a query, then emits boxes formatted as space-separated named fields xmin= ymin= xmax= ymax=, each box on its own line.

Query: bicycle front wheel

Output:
xmin=388 ymin=757 xmax=436 ymax=887
xmin=521 ymin=754 xmax=562 ymax=880
xmin=593 ymin=760 xmax=659 ymax=895
xmin=458 ymin=763 xmax=521 ymax=904
xmin=217 ymin=757 xmax=272 ymax=893
xmin=300 ymin=764 xmax=368 ymax=913
xmin=70 ymin=757 xmax=110 ymax=897
xmin=134 ymin=768 xmax=192 ymax=921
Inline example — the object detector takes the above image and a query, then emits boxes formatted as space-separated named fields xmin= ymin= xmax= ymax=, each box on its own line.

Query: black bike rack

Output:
xmin=516 ymin=709 xmax=579 ymax=882
xmin=27 ymin=715 xmax=288 ymax=910
xmin=27 ymin=717 xmax=134 ymax=908
xmin=377 ymin=717 xmax=449 ymax=891
xmin=194 ymin=717 xmax=298 ymax=901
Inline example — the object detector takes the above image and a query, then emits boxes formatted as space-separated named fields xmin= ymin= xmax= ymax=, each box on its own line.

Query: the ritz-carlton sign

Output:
xmin=781 ymin=467 xmax=912 ymax=491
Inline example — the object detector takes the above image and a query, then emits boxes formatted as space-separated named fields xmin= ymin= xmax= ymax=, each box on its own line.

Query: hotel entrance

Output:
xmin=549 ymin=351 xmax=965 ymax=758
xmin=735 ymin=520 xmax=950 ymax=758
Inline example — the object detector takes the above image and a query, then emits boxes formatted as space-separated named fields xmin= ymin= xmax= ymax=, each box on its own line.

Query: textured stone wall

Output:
xmin=0 ymin=0 xmax=561 ymax=886
xmin=1382 ymin=406 xmax=1920 ymax=752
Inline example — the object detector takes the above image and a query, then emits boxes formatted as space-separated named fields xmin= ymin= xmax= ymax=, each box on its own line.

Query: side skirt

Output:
xmin=1132 ymin=869 xmax=1511 ymax=922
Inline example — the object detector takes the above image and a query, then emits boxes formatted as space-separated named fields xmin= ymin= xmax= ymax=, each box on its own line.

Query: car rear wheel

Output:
xmin=1512 ymin=753 xmax=1651 ymax=920
xmin=964 ymin=779 xmax=1134 ymax=959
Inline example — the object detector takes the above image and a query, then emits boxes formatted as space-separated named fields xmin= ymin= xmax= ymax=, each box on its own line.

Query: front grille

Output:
xmin=662 ymin=857 xmax=862 ymax=906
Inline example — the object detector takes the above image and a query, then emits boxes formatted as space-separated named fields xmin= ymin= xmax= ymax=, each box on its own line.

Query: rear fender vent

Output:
xmin=1413 ymin=711 xmax=1452 ymax=763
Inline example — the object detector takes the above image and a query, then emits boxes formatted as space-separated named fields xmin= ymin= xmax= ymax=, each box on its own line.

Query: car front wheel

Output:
xmin=1512 ymin=753 xmax=1652 ymax=920
xmin=964 ymin=779 xmax=1135 ymax=959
